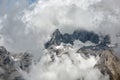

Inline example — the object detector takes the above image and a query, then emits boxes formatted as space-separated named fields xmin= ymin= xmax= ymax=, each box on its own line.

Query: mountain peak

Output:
xmin=45 ymin=29 xmax=111 ymax=49
xmin=52 ymin=29 xmax=61 ymax=37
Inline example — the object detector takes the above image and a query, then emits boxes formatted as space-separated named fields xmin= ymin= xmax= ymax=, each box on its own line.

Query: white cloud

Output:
xmin=23 ymin=0 xmax=120 ymax=52
xmin=21 ymin=45 xmax=109 ymax=80
xmin=23 ymin=0 xmax=104 ymax=34
xmin=0 ymin=0 xmax=120 ymax=54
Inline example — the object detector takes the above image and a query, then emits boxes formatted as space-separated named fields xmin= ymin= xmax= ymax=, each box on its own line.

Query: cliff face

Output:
xmin=98 ymin=50 xmax=120 ymax=80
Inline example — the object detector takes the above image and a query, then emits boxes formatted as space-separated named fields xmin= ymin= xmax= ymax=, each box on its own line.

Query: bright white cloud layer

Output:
xmin=20 ymin=45 xmax=109 ymax=80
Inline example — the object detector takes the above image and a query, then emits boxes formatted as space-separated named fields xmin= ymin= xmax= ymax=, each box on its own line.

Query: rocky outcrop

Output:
xmin=0 ymin=46 xmax=32 ymax=80
xmin=78 ymin=47 xmax=120 ymax=80
xmin=98 ymin=50 xmax=120 ymax=80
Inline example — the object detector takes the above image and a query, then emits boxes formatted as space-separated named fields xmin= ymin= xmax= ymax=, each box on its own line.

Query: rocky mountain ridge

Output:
xmin=45 ymin=29 xmax=111 ymax=49
xmin=46 ymin=44 xmax=120 ymax=80
xmin=0 ymin=29 xmax=120 ymax=80
xmin=45 ymin=29 xmax=120 ymax=80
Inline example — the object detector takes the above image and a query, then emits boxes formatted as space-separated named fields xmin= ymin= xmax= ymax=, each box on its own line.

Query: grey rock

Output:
xmin=0 ymin=46 xmax=32 ymax=80
xmin=45 ymin=29 xmax=110 ymax=49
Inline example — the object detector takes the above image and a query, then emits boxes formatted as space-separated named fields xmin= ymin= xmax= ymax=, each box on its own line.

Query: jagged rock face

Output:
xmin=78 ymin=47 xmax=120 ymax=80
xmin=45 ymin=29 xmax=110 ymax=48
xmin=0 ymin=46 xmax=32 ymax=80
xmin=98 ymin=50 xmax=120 ymax=80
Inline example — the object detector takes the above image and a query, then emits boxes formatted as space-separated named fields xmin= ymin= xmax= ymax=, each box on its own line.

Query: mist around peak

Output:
xmin=0 ymin=0 xmax=120 ymax=80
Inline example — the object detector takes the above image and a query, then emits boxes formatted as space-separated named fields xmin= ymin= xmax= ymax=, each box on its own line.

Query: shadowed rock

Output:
xmin=45 ymin=29 xmax=110 ymax=48
xmin=0 ymin=46 xmax=32 ymax=80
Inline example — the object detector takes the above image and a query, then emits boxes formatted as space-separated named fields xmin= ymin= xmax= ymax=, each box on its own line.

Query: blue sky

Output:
xmin=28 ymin=0 xmax=37 ymax=4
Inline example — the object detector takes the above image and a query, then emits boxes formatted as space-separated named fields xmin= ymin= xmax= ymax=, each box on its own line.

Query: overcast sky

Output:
xmin=0 ymin=0 xmax=120 ymax=55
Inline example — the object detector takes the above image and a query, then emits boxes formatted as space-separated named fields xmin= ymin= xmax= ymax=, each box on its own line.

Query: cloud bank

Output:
xmin=0 ymin=0 xmax=120 ymax=54
xmin=21 ymin=45 xmax=109 ymax=80
xmin=0 ymin=0 xmax=120 ymax=80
